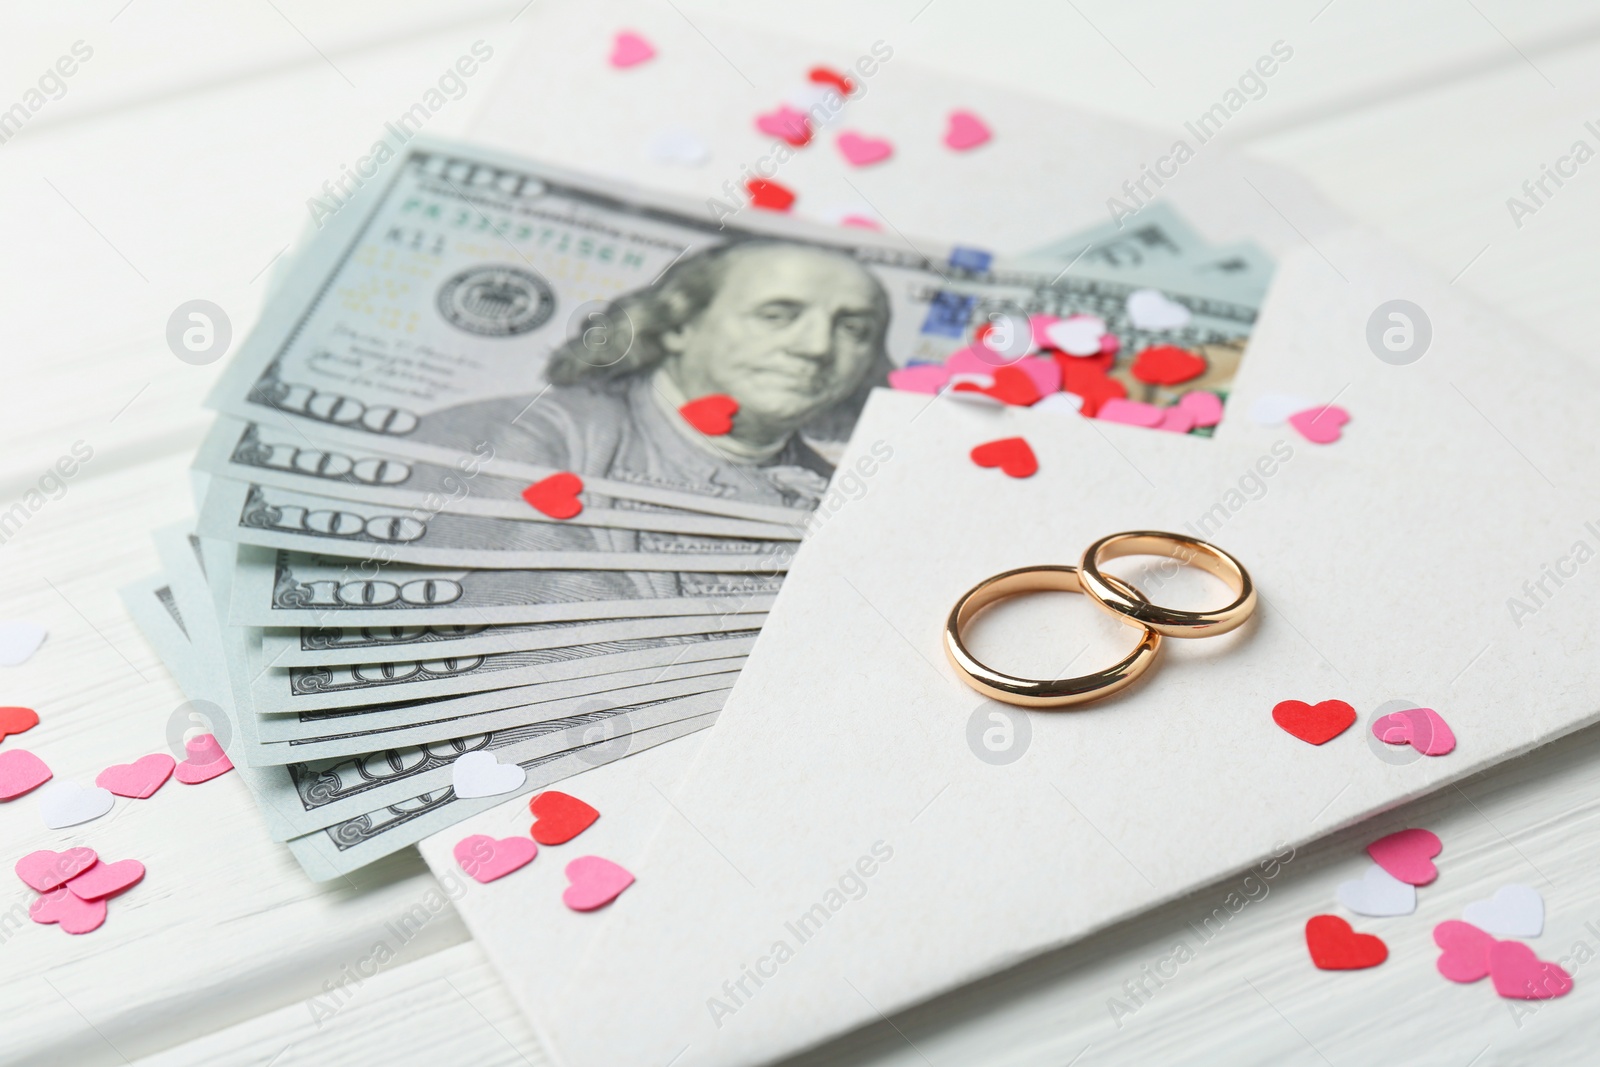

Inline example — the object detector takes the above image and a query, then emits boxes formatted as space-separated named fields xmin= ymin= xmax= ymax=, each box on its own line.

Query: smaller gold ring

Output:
xmin=1079 ymin=531 xmax=1256 ymax=639
xmin=944 ymin=565 xmax=1161 ymax=709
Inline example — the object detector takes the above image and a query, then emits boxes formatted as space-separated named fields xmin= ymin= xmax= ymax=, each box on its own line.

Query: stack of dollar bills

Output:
xmin=120 ymin=140 xmax=1270 ymax=879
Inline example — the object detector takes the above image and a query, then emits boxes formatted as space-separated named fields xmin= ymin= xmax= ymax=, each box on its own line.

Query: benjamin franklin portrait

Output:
xmin=415 ymin=240 xmax=893 ymax=511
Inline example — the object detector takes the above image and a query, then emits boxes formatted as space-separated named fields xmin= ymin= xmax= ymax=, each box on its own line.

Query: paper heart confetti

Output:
xmin=1130 ymin=344 xmax=1206 ymax=386
xmin=887 ymin=364 xmax=951 ymax=395
xmin=679 ymin=394 xmax=739 ymax=436
xmin=1271 ymin=698 xmax=1356 ymax=746
xmin=746 ymin=178 xmax=797 ymax=212
xmin=608 ymin=30 xmax=655 ymax=69
xmin=1434 ymin=920 xmax=1496 ymax=982
xmin=1096 ymin=398 xmax=1165 ymax=428
xmin=1248 ymin=393 xmax=1312 ymax=426
xmin=1366 ymin=828 xmax=1442 ymax=886
xmin=1489 ymin=940 xmax=1573 ymax=1000
xmin=37 ymin=780 xmax=115 ymax=829
xmin=1126 ymin=289 xmax=1192 ymax=331
xmin=0 ymin=706 xmax=38 ymax=743
xmin=1464 ymin=884 xmax=1544 ymax=938
xmin=945 ymin=374 xmax=1001 ymax=407
xmin=96 ymin=753 xmax=175 ymax=799
xmin=30 ymin=887 xmax=106 ymax=935
xmin=15 ymin=847 xmax=98 ymax=892
xmin=943 ymin=109 xmax=992 ymax=151
xmin=0 ymin=748 xmax=51 ymax=799
xmin=1177 ymin=390 xmax=1224 ymax=428
xmin=1058 ymin=362 xmax=1126 ymax=418
xmin=529 ymin=790 xmax=601 ymax=845
xmin=0 ymin=622 xmax=47 ymax=666
xmin=1305 ymin=914 xmax=1388 ymax=970
xmin=1011 ymin=357 xmax=1061 ymax=396
xmin=974 ymin=320 xmax=1039 ymax=359
xmin=808 ymin=66 xmax=855 ymax=96
xmin=951 ymin=365 xmax=1040 ymax=407
xmin=1288 ymin=404 xmax=1350 ymax=445
xmin=1337 ymin=864 xmax=1417 ymax=917
xmin=945 ymin=344 xmax=1009 ymax=375
xmin=755 ymin=105 xmax=812 ymax=147
xmin=451 ymin=751 xmax=527 ymax=799
xmin=175 ymin=733 xmax=234 ymax=784
xmin=1371 ymin=706 xmax=1456 ymax=756
xmin=970 ymin=437 xmax=1038 ymax=479
xmin=1045 ymin=316 xmax=1107 ymax=357
xmin=563 ymin=855 xmax=635 ymax=911
xmin=836 ymin=131 xmax=893 ymax=167
xmin=1156 ymin=406 xmax=1197 ymax=434
xmin=66 ymin=858 xmax=144 ymax=901
xmin=522 ymin=472 xmax=585 ymax=520
xmin=454 ymin=834 xmax=538 ymax=884
xmin=1032 ymin=393 xmax=1084 ymax=416
xmin=646 ymin=128 xmax=709 ymax=167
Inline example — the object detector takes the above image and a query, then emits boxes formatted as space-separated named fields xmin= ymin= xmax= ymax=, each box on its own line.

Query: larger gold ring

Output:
xmin=944 ymin=565 xmax=1161 ymax=708
xmin=1079 ymin=531 xmax=1256 ymax=638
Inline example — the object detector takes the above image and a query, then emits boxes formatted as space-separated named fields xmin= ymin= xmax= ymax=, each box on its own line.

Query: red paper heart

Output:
xmin=0 ymin=706 xmax=38 ymax=743
xmin=970 ymin=437 xmax=1038 ymax=479
xmin=1305 ymin=914 xmax=1388 ymax=970
xmin=679 ymin=394 xmax=739 ymax=435
xmin=529 ymin=790 xmax=600 ymax=845
xmin=521 ymin=473 xmax=584 ymax=520
xmin=746 ymin=179 xmax=796 ymax=212
xmin=1130 ymin=345 xmax=1206 ymax=386
xmin=951 ymin=365 xmax=1041 ymax=407
xmin=1056 ymin=360 xmax=1125 ymax=417
xmin=808 ymin=65 xmax=855 ymax=96
xmin=1272 ymin=699 xmax=1356 ymax=746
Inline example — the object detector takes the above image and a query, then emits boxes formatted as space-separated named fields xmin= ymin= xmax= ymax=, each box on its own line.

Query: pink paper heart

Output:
xmin=66 ymin=858 xmax=144 ymax=901
xmin=1013 ymin=356 xmax=1061 ymax=396
xmin=1434 ymin=920 xmax=1496 ymax=983
xmin=0 ymin=748 xmax=51 ymax=799
xmin=836 ymin=132 xmax=893 ymax=167
xmin=96 ymin=753 xmax=176 ymax=799
xmin=1489 ymin=940 xmax=1573 ymax=1000
xmin=1371 ymin=707 xmax=1456 ymax=756
xmin=946 ymin=344 xmax=1011 ymax=374
xmin=563 ymin=855 xmax=634 ymax=911
xmin=755 ymin=105 xmax=811 ymax=146
xmin=1177 ymin=391 xmax=1224 ymax=428
xmin=15 ymin=847 xmax=98 ymax=892
xmin=1096 ymin=398 xmax=1166 ymax=428
xmin=1287 ymin=404 xmax=1350 ymax=445
xmin=1155 ymin=406 xmax=1197 ymax=434
xmin=175 ymin=733 xmax=233 ymax=785
xmin=454 ymin=834 xmax=537 ymax=884
xmin=944 ymin=109 xmax=992 ymax=151
xmin=887 ymin=365 xmax=952 ymax=395
xmin=608 ymin=30 xmax=655 ymax=69
xmin=1366 ymin=827 xmax=1442 ymax=886
xmin=30 ymin=887 xmax=106 ymax=934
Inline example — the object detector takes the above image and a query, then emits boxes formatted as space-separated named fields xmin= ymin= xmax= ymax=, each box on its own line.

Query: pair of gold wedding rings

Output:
xmin=944 ymin=531 xmax=1256 ymax=709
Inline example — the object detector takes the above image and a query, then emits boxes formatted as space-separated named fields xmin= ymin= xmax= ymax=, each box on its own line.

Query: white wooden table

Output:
xmin=3 ymin=2 xmax=1599 ymax=1064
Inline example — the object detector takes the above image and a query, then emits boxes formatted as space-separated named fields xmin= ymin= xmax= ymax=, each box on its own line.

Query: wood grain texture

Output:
xmin=4 ymin=1 xmax=1600 ymax=1064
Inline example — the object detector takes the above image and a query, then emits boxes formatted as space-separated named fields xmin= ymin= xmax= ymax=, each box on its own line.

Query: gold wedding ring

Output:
xmin=1079 ymin=531 xmax=1256 ymax=638
xmin=944 ymin=565 xmax=1161 ymax=708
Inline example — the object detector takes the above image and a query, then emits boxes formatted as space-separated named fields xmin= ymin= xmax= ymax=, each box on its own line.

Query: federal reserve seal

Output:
xmin=436 ymin=265 xmax=556 ymax=336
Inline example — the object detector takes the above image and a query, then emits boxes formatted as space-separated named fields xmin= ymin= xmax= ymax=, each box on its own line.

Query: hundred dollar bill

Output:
xmin=198 ymin=477 xmax=796 ymax=572
xmin=250 ymin=629 xmax=756 ymax=713
xmin=258 ymin=690 xmax=725 ymax=838
xmin=206 ymin=139 xmax=1260 ymax=525
xmin=285 ymin=712 xmax=718 ymax=881
xmin=261 ymin=612 xmax=768 ymax=667
xmin=196 ymin=417 xmax=802 ymax=540
xmin=229 ymin=547 xmax=779 ymax=627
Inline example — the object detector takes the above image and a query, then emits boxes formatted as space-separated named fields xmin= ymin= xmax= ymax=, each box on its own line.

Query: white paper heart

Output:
xmin=1463 ymin=883 xmax=1544 ymax=938
xmin=1044 ymin=316 xmax=1105 ymax=356
xmin=1032 ymin=392 xmax=1085 ymax=416
xmin=1125 ymin=288 xmax=1191 ymax=331
xmin=451 ymin=751 xmax=527 ymax=799
xmin=1247 ymin=393 xmax=1313 ymax=426
xmin=1336 ymin=863 xmax=1417 ymax=917
xmin=646 ymin=128 xmax=710 ymax=167
xmin=0 ymin=621 xmax=47 ymax=667
xmin=37 ymin=780 xmax=115 ymax=829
